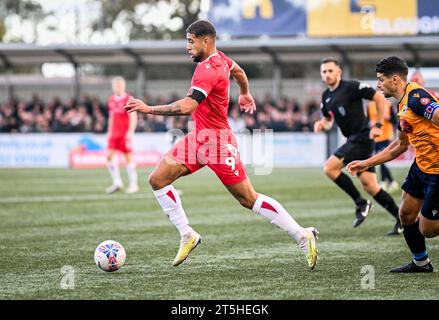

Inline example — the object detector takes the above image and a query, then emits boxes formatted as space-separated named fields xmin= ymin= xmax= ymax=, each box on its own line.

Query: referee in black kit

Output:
xmin=313 ymin=57 xmax=402 ymax=235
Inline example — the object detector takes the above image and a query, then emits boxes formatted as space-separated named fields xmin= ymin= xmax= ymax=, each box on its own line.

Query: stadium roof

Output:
xmin=1 ymin=36 xmax=439 ymax=67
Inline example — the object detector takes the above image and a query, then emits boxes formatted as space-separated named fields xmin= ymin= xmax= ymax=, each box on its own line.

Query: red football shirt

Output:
xmin=107 ymin=93 xmax=131 ymax=138
xmin=188 ymin=50 xmax=235 ymax=131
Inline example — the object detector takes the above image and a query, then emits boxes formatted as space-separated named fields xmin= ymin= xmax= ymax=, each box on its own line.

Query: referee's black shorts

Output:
xmin=334 ymin=140 xmax=375 ymax=173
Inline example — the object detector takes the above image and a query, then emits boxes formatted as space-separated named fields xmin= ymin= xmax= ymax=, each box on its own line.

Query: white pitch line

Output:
xmin=0 ymin=193 xmax=154 ymax=204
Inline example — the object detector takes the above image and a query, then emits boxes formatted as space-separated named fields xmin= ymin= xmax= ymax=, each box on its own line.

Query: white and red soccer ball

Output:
xmin=94 ymin=240 xmax=126 ymax=272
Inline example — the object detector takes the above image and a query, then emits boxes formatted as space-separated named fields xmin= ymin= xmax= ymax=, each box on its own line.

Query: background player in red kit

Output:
xmin=106 ymin=76 xmax=139 ymax=194
xmin=124 ymin=20 xmax=318 ymax=270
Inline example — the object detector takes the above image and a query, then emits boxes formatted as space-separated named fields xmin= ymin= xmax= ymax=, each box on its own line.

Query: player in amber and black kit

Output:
xmin=314 ymin=58 xmax=401 ymax=235
xmin=348 ymin=56 xmax=439 ymax=272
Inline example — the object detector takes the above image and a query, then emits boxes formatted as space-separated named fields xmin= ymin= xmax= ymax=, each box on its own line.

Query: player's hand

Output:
xmin=124 ymin=98 xmax=151 ymax=114
xmin=346 ymin=160 xmax=369 ymax=176
xmin=313 ymin=121 xmax=324 ymax=133
xmin=369 ymin=127 xmax=383 ymax=139
xmin=239 ymin=94 xmax=256 ymax=115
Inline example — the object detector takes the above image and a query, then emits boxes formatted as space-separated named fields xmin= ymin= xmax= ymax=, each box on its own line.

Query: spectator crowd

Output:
xmin=0 ymin=93 xmax=321 ymax=134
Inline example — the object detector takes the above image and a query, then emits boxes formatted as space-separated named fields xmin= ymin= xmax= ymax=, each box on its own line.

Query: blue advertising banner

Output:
xmin=208 ymin=0 xmax=307 ymax=37
xmin=209 ymin=0 xmax=439 ymax=37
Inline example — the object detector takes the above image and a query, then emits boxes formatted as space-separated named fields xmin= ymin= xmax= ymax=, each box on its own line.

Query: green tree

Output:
xmin=91 ymin=0 xmax=202 ymax=40
xmin=0 ymin=0 xmax=46 ymax=42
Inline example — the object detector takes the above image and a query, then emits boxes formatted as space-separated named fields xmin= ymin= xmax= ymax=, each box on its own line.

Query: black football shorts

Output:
xmin=402 ymin=161 xmax=439 ymax=220
xmin=334 ymin=140 xmax=375 ymax=173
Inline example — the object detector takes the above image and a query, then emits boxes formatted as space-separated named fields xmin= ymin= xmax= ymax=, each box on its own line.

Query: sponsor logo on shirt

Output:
xmin=420 ymin=97 xmax=431 ymax=105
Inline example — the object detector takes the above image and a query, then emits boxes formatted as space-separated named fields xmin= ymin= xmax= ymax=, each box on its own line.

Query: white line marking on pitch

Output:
xmin=0 ymin=193 xmax=154 ymax=204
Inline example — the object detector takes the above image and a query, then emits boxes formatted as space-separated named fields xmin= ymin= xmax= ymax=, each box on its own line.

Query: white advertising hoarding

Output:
xmin=0 ymin=132 xmax=327 ymax=168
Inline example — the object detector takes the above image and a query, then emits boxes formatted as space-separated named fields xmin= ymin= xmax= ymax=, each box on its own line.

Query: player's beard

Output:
xmin=192 ymin=54 xmax=202 ymax=63
xmin=383 ymin=91 xmax=392 ymax=98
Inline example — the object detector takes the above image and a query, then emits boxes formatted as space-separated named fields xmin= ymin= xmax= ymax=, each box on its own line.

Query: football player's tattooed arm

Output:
xmin=124 ymin=97 xmax=198 ymax=115
xmin=347 ymin=130 xmax=409 ymax=175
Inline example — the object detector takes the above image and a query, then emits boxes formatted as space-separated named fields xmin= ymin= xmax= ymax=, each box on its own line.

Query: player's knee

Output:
xmin=323 ymin=163 xmax=337 ymax=178
xmin=420 ymin=222 xmax=439 ymax=238
xmin=362 ymin=181 xmax=378 ymax=195
xmin=420 ymin=226 xmax=436 ymax=238
xmin=398 ymin=208 xmax=417 ymax=225
xmin=148 ymin=173 xmax=165 ymax=190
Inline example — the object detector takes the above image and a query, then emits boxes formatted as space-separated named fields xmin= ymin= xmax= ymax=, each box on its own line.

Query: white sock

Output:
xmin=126 ymin=161 xmax=138 ymax=187
xmin=153 ymin=185 xmax=192 ymax=237
xmin=107 ymin=157 xmax=122 ymax=187
xmin=252 ymin=193 xmax=306 ymax=243
xmin=414 ymin=257 xmax=430 ymax=267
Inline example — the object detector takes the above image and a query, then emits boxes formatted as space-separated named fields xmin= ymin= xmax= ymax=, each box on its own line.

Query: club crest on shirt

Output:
xmin=338 ymin=105 xmax=346 ymax=116
xmin=420 ymin=97 xmax=430 ymax=105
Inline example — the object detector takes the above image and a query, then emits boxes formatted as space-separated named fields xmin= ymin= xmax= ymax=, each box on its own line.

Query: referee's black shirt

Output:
xmin=321 ymin=79 xmax=376 ymax=143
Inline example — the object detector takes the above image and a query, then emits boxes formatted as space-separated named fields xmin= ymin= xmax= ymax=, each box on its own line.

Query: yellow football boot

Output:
xmin=173 ymin=231 xmax=202 ymax=266
xmin=304 ymin=227 xmax=319 ymax=270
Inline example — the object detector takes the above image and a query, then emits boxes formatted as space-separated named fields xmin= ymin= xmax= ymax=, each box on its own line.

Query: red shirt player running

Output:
xmin=106 ymin=76 xmax=139 ymax=194
xmin=125 ymin=20 xmax=318 ymax=270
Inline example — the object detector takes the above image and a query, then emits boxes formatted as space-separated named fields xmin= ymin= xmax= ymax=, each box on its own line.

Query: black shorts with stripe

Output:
xmin=402 ymin=161 xmax=439 ymax=220
xmin=334 ymin=140 xmax=375 ymax=173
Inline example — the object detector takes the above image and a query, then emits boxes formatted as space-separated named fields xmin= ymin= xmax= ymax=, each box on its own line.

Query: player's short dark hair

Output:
xmin=375 ymin=56 xmax=408 ymax=79
xmin=321 ymin=57 xmax=340 ymax=67
xmin=186 ymin=20 xmax=216 ymax=38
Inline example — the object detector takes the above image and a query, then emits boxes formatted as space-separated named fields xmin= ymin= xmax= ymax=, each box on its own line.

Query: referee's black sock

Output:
xmin=403 ymin=220 xmax=429 ymax=264
xmin=380 ymin=164 xmax=393 ymax=182
xmin=333 ymin=172 xmax=364 ymax=205
xmin=373 ymin=189 xmax=401 ymax=222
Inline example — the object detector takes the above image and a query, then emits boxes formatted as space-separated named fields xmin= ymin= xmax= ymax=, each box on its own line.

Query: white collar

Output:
xmin=199 ymin=52 xmax=219 ymax=65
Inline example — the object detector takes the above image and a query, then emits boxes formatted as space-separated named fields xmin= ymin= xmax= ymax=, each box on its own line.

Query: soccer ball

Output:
xmin=94 ymin=240 xmax=126 ymax=272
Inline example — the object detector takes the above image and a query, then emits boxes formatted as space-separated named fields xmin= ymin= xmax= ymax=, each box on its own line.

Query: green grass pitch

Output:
xmin=0 ymin=167 xmax=438 ymax=299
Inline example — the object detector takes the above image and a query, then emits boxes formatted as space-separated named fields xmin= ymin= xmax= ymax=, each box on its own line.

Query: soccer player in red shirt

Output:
xmin=106 ymin=76 xmax=139 ymax=194
xmin=124 ymin=20 xmax=318 ymax=270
